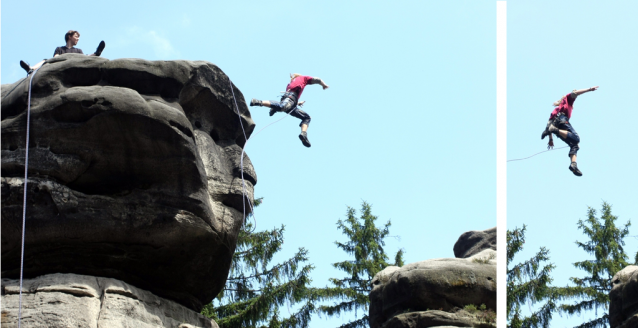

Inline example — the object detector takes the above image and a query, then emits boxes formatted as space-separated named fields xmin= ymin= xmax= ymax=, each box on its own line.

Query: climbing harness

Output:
xmin=507 ymin=146 xmax=568 ymax=162
xmin=18 ymin=65 xmax=42 ymax=328
xmin=229 ymin=79 xmax=298 ymax=231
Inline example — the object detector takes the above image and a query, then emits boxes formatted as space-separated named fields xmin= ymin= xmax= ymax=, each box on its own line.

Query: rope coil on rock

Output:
xmin=18 ymin=66 xmax=42 ymax=328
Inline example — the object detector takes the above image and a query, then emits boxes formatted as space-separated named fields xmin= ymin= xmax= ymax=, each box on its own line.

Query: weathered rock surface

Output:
xmin=609 ymin=265 xmax=638 ymax=328
xmin=1 ymin=273 xmax=218 ymax=328
xmin=370 ymin=230 xmax=496 ymax=328
xmin=380 ymin=309 xmax=495 ymax=328
xmin=453 ymin=227 xmax=496 ymax=259
xmin=1 ymin=55 xmax=256 ymax=311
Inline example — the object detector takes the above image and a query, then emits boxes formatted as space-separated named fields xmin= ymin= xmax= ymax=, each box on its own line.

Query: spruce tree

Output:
xmin=507 ymin=225 xmax=560 ymax=328
xmin=559 ymin=202 xmax=631 ymax=328
xmin=319 ymin=201 xmax=404 ymax=328
xmin=202 ymin=199 xmax=318 ymax=328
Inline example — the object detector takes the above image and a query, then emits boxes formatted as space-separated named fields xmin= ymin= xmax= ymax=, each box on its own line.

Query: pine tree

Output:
xmin=559 ymin=202 xmax=631 ymax=328
xmin=319 ymin=201 xmax=404 ymax=328
xmin=507 ymin=225 xmax=560 ymax=328
xmin=201 ymin=199 xmax=318 ymax=328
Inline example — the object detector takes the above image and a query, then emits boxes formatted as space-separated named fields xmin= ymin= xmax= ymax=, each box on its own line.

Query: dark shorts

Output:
xmin=554 ymin=113 xmax=580 ymax=156
xmin=269 ymin=94 xmax=311 ymax=126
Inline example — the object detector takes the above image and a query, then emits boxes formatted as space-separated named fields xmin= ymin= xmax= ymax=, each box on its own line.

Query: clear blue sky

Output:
xmin=2 ymin=1 xmax=497 ymax=327
xmin=507 ymin=1 xmax=638 ymax=327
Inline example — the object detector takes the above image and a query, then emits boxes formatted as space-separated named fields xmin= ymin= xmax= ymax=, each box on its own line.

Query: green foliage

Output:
xmin=507 ymin=225 xmax=559 ymax=328
xmin=558 ymin=202 xmax=631 ymax=328
xmin=201 ymin=198 xmax=319 ymax=328
xmin=464 ymin=304 xmax=478 ymax=313
xmin=464 ymin=304 xmax=495 ymax=324
xmin=319 ymin=201 xmax=404 ymax=328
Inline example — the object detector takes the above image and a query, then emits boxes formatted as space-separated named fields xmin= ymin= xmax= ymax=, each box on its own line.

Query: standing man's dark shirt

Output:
xmin=53 ymin=46 xmax=84 ymax=57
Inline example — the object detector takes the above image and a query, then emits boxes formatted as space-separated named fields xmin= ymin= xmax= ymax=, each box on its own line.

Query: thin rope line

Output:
xmin=228 ymin=79 xmax=296 ymax=231
xmin=18 ymin=66 xmax=41 ymax=328
xmin=507 ymin=146 xmax=568 ymax=162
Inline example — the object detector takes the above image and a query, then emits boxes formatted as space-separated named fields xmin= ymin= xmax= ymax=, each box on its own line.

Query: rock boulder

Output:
xmin=453 ymin=227 xmax=496 ymax=259
xmin=1 ymin=273 xmax=218 ymax=328
xmin=370 ymin=249 xmax=496 ymax=328
xmin=1 ymin=55 xmax=256 ymax=311
xmin=609 ymin=265 xmax=638 ymax=328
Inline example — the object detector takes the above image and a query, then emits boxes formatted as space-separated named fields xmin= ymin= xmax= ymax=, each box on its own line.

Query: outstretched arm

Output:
xmin=309 ymin=77 xmax=329 ymax=90
xmin=573 ymin=86 xmax=599 ymax=96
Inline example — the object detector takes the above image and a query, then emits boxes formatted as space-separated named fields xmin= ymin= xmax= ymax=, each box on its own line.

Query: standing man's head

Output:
xmin=65 ymin=30 xmax=80 ymax=47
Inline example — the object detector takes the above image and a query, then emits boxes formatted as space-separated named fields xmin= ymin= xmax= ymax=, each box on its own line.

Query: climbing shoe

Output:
xmin=250 ymin=99 xmax=261 ymax=107
xmin=569 ymin=162 xmax=582 ymax=176
xmin=541 ymin=128 xmax=550 ymax=140
xmin=269 ymin=108 xmax=278 ymax=116
xmin=20 ymin=60 xmax=31 ymax=74
xmin=95 ymin=41 xmax=105 ymax=56
xmin=299 ymin=131 xmax=311 ymax=148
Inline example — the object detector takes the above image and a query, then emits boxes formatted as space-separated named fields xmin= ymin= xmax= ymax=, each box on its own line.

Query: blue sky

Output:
xmin=507 ymin=1 xmax=638 ymax=327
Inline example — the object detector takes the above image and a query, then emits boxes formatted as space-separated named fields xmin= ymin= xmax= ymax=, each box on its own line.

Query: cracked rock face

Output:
xmin=609 ymin=265 xmax=638 ymax=328
xmin=1 ymin=55 xmax=256 ymax=311
xmin=1 ymin=273 xmax=218 ymax=328
xmin=369 ymin=248 xmax=496 ymax=328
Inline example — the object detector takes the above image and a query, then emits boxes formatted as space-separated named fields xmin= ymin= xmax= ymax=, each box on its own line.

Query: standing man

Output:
xmin=250 ymin=73 xmax=329 ymax=148
xmin=541 ymin=86 xmax=599 ymax=176
xmin=20 ymin=30 xmax=105 ymax=74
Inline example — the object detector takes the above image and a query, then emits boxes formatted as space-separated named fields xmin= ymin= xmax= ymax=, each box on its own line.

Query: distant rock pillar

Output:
xmin=609 ymin=265 xmax=638 ymax=328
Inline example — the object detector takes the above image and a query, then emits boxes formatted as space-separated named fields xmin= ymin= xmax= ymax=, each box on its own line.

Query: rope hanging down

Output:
xmin=507 ymin=146 xmax=568 ymax=162
xmin=229 ymin=78 xmax=297 ymax=230
xmin=18 ymin=66 xmax=42 ymax=328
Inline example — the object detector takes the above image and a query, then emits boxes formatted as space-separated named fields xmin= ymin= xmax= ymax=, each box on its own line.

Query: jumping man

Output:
xmin=250 ymin=73 xmax=329 ymax=148
xmin=541 ymin=86 xmax=599 ymax=176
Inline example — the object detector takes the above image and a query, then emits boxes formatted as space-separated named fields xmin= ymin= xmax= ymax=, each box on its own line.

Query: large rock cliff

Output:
xmin=369 ymin=227 xmax=497 ymax=328
xmin=1 ymin=54 xmax=256 ymax=313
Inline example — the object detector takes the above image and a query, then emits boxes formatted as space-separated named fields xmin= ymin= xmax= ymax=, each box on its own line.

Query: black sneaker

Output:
xmin=269 ymin=108 xmax=277 ymax=116
xmin=95 ymin=41 xmax=105 ymax=56
xmin=299 ymin=131 xmax=311 ymax=148
xmin=541 ymin=128 xmax=550 ymax=140
xmin=569 ymin=162 xmax=582 ymax=176
xmin=20 ymin=60 xmax=32 ymax=74
xmin=250 ymin=99 xmax=261 ymax=107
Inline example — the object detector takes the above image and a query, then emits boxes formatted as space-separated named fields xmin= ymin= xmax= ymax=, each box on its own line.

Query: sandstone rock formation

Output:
xmin=1 ymin=273 xmax=218 ymax=328
xmin=609 ymin=265 xmax=638 ymax=328
xmin=1 ymin=54 xmax=256 ymax=312
xmin=453 ymin=227 xmax=496 ymax=259
xmin=370 ymin=228 xmax=497 ymax=328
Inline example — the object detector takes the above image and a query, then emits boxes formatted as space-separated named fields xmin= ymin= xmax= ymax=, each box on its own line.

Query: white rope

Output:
xmin=228 ymin=78 xmax=297 ymax=230
xmin=507 ymin=146 xmax=569 ymax=162
xmin=18 ymin=65 xmax=42 ymax=328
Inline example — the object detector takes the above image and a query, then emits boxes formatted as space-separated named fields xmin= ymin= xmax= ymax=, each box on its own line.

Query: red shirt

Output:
xmin=549 ymin=92 xmax=577 ymax=120
xmin=286 ymin=75 xmax=313 ymax=98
